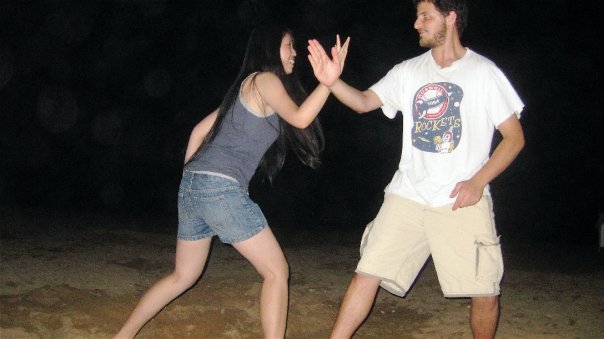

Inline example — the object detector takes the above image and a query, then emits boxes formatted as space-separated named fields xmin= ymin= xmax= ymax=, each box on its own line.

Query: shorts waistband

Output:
xmin=185 ymin=170 xmax=238 ymax=183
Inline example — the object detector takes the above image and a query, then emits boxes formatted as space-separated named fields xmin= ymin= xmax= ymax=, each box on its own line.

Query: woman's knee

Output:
xmin=170 ymin=269 xmax=202 ymax=289
xmin=279 ymin=261 xmax=289 ymax=280
xmin=262 ymin=259 xmax=289 ymax=284
xmin=274 ymin=260 xmax=290 ymax=281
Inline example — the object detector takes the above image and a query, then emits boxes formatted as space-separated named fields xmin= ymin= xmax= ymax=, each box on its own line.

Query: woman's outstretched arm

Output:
xmin=256 ymin=36 xmax=350 ymax=128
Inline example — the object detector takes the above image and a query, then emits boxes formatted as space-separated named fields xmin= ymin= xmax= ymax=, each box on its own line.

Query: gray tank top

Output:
xmin=185 ymin=84 xmax=280 ymax=187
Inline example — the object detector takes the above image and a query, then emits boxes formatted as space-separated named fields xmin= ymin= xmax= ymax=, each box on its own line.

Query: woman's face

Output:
xmin=279 ymin=33 xmax=296 ymax=74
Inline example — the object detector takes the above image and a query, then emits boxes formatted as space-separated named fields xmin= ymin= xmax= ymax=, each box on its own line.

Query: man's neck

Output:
xmin=430 ymin=37 xmax=466 ymax=68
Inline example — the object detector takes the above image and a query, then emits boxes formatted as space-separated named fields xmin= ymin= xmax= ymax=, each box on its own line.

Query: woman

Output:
xmin=113 ymin=22 xmax=349 ymax=338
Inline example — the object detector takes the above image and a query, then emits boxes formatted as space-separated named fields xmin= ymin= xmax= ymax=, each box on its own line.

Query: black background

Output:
xmin=1 ymin=0 xmax=603 ymax=246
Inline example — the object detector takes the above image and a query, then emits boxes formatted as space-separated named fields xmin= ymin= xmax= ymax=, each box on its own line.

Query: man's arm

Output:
xmin=450 ymin=114 xmax=525 ymax=210
xmin=328 ymin=79 xmax=383 ymax=114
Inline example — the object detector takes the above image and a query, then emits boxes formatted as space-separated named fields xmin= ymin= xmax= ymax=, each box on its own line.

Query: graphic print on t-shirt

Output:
xmin=412 ymin=82 xmax=463 ymax=154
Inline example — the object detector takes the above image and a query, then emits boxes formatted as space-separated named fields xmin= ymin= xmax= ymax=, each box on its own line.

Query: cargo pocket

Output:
xmin=474 ymin=234 xmax=503 ymax=282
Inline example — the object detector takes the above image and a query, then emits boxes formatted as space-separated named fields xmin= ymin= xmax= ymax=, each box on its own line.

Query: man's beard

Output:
xmin=419 ymin=22 xmax=446 ymax=48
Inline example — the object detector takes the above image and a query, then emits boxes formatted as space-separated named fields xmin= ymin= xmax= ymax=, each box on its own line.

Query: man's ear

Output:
xmin=446 ymin=11 xmax=457 ymax=27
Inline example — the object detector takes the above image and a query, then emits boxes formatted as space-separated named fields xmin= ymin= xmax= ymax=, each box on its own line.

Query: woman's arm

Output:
xmin=255 ymin=73 xmax=330 ymax=128
xmin=184 ymin=109 xmax=218 ymax=164
xmin=255 ymin=36 xmax=350 ymax=129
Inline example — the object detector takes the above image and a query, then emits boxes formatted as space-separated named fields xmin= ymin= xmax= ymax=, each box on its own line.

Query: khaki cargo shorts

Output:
xmin=356 ymin=193 xmax=503 ymax=298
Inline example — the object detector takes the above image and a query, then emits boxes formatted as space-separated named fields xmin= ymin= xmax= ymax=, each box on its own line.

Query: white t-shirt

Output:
xmin=370 ymin=49 xmax=524 ymax=207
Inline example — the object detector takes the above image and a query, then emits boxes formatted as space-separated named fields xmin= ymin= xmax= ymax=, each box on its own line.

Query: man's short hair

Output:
xmin=413 ymin=0 xmax=468 ymax=37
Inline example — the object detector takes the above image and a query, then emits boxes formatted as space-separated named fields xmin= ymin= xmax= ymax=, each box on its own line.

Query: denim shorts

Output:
xmin=177 ymin=171 xmax=268 ymax=244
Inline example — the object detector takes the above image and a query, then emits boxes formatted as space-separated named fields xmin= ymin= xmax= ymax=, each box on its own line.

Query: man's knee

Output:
xmin=351 ymin=272 xmax=381 ymax=289
xmin=471 ymin=295 xmax=499 ymax=310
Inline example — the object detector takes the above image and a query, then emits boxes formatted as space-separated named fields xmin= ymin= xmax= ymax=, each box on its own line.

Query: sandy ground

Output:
xmin=1 ymin=208 xmax=603 ymax=338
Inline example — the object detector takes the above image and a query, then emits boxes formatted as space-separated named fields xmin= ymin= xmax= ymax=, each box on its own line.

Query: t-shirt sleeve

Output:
xmin=369 ymin=64 xmax=404 ymax=119
xmin=484 ymin=65 xmax=525 ymax=128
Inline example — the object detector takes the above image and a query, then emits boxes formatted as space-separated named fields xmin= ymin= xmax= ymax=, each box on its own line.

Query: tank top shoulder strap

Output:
xmin=240 ymin=72 xmax=275 ymax=116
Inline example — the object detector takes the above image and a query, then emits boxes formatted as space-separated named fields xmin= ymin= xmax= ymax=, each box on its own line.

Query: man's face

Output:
xmin=414 ymin=1 xmax=447 ymax=48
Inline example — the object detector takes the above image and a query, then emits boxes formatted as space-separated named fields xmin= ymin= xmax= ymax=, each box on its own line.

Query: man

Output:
xmin=307 ymin=0 xmax=525 ymax=338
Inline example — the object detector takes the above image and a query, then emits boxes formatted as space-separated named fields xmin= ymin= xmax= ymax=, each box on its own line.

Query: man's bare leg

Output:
xmin=330 ymin=273 xmax=381 ymax=339
xmin=470 ymin=296 xmax=499 ymax=339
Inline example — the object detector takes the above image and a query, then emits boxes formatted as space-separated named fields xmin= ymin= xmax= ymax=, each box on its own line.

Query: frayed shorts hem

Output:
xmin=355 ymin=270 xmax=409 ymax=298
xmin=177 ymin=232 xmax=214 ymax=241
xmin=222 ymin=224 xmax=267 ymax=244
xmin=443 ymin=292 xmax=501 ymax=298
xmin=177 ymin=224 xmax=267 ymax=244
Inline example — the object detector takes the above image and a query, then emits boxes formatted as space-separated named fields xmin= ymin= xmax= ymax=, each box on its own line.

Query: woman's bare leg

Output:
xmin=232 ymin=227 xmax=289 ymax=339
xmin=113 ymin=237 xmax=212 ymax=339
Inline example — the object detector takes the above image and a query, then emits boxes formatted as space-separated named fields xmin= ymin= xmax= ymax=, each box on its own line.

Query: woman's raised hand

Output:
xmin=307 ymin=35 xmax=350 ymax=87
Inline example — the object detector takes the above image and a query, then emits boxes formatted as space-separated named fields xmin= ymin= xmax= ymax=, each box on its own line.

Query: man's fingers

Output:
xmin=331 ymin=46 xmax=339 ymax=63
xmin=338 ymin=37 xmax=351 ymax=62
xmin=450 ymin=186 xmax=459 ymax=198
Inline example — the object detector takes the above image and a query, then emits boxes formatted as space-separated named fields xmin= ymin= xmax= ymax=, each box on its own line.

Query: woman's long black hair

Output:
xmin=188 ymin=21 xmax=325 ymax=183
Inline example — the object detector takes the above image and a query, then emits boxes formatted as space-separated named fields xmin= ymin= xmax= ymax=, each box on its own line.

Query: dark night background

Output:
xmin=1 ymin=0 xmax=603 ymax=248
